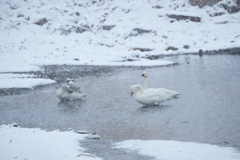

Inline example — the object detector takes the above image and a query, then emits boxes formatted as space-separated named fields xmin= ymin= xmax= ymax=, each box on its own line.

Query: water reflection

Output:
xmin=137 ymin=105 xmax=171 ymax=113
xmin=57 ymin=100 xmax=85 ymax=114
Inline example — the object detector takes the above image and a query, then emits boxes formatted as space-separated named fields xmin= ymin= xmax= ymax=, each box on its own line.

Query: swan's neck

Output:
xmin=144 ymin=76 xmax=148 ymax=90
xmin=136 ymin=85 xmax=144 ymax=95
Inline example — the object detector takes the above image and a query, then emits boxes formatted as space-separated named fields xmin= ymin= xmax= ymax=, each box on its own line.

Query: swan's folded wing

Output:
xmin=143 ymin=88 xmax=170 ymax=101
xmin=158 ymin=88 xmax=179 ymax=97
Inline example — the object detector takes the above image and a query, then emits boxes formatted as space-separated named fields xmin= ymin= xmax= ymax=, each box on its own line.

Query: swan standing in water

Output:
xmin=130 ymin=84 xmax=171 ymax=106
xmin=141 ymin=72 xmax=179 ymax=98
xmin=56 ymin=78 xmax=86 ymax=101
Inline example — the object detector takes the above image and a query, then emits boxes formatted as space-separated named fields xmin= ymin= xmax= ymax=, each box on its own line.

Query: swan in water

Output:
xmin=56 ymin=84 xmax=86 ymax=101
xmin=66 ymin=77 xmax=82 ymax=93
xmin=141 ymin=72 xmax=179 ymax=98
xmin=130 ymin=84 xmax=171 ymax=106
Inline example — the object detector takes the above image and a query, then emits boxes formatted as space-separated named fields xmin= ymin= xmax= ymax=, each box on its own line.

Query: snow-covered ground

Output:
xmin=115 ymin=140 xmax=240 ymax=160
xmin=1 ymin=0 xmax=240 ymax=159
xmin=0 ymin=124 xmax=101 ymax=160
xmin=0 ymin=73 xmax=56 ymax=88
xmin=1 ymin=124 xmax=240 ymax=160
xmin=0 ymin=0 xmax=240 ymax=88
xmin=1 ymin=0 xmax=240 ymax=69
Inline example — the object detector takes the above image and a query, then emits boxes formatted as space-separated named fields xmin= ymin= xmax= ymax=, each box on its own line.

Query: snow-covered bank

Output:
xmin=1 ymin=0 xmax=240 ymax=70
xmin=1 ymin=0 xmax=240 ymax=88
xmin=1 ymin=124 xmax=239 ymax=160
xmin=0 ymin=124 xmax=101 ymax=160
xmin=115 ymin=140 xmax=240 ymax=160
xmin=0 ymin=73 xmax=56 ymax=89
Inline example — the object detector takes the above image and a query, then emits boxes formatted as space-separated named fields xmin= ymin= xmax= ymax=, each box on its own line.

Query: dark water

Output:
xmin=1 ymin=55 xmax=240 ymax=159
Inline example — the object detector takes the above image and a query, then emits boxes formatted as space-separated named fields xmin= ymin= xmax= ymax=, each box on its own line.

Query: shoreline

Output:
xmin=1 ymin=47 xmax=240 ymax=95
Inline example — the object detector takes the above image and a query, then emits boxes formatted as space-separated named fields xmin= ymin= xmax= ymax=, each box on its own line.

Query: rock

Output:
xmin=167 ymin=14 xmax=201 ymax=22
xmin=146 ymin=55 xmax=164 ymax=60
xmin=152 ymin=5 xmax=162 ymax=9
xmin=199 ymin=49 xmax=203 ymax=57
xmin=189 ymin=0 xmax=222 ymax=8
xmin=166 ymin=46 xmax=178 ymax=51
xmin=17 ymin=14 xmax=24 ymax=18
xmin=219 ymin=3 xmax=240 ymax=14
xmin=102 ymin=25 xmax=116 ymax=31
xmin=237 ymin=0 xmax=240 ymax=6
xmin=76 ymin=25 xmax=90 ymax=33
xmin=87 ymin=133 xmax=100 ymax=139
xmin=77 ymin=130 xmax=88 ymax=134
xmin=12 ymin=123 xmax=18 ymax=127
xmin=75 ymin=12 xmax=80 ymax=16
xmin=67 ymin=128 xmax=74 ymax=132
xmin=131 ymin=47 xmax=154 ymax=52
xmin=183 ymin=45 xmax=190 ymax=49
xmin=130 ymin=28 xmax=154 ymax=36
xmin=209 ymin=12 xmax=225 ymax=17
xmin=35 ymin=18 xmax=48 ymax=26
xmin=121 ymin=58 xmax=138 ymax=62
xmin=162 ymin=35 xmax=168 ymax=39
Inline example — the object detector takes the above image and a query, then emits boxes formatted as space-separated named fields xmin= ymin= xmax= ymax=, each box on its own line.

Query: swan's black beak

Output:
xmin=130 ymin=90 xmax=133 ymax=97
xmin=141 ymin=73 xmax=145 ymax=77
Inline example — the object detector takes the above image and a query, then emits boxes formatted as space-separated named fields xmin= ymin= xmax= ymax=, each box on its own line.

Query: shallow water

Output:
xmin=1 ymin=55 xmax=240 ymax=159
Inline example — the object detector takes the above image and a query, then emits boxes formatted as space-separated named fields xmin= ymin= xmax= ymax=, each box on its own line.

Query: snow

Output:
xmin=115 ymin=140 xmax=240 ymax=160
xmin=1 ymin=0 xmax=240 ymax=88
xmin=0 ymin=74 xmax=56 ymax=88
xmin=1 ymin=0 xmax=240 ymax=159
xmin=1 ymin=0 xmax=239 ymax=70
xmin=1 ymin=124 xmax=239 ymax=160
xmin=0 ymin=124 xmax=101 ymax=160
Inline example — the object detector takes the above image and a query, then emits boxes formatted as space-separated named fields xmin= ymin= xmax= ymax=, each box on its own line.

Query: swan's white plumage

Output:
xmin=56 ymin=84 xmax=86 ymax=101
xmin=131 ymin=84 xmax=171 ymax=106
xmin=141 ymin=72 xmax=179 ymax=98
xmin=68 ymin=81 xmax=82 ymax=93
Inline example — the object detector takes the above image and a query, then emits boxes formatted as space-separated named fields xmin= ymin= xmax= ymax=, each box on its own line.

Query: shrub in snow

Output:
xmin=35 ymin=18 xmax=48 ymax=26
xmin=183 ymin=45 xmax=190 ymax=49
xmin=167 ymin=14 xmax=201 ymax=22
xmin=166 ymin=46 xmax=178 ymax=51
xmin=102 ymin=25 xmax=116 ymax=30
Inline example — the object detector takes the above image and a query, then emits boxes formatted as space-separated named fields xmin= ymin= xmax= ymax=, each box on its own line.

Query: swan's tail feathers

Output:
xmin=169 ymin=92 xmax=180 ymax=98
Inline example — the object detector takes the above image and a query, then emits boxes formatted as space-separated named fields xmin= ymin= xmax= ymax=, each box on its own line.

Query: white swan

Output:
xmin=130 ymin=84 xmax=171 ymax=106
xmin=56 ymin=84 xmax=86 ymax=101
xmin=68 ymin=81 xmax=82 ymax=93
xmin=66 ymin=77 xmax=83 ymax=93
xmin=141 ymin=72 xmax=179 ymax=98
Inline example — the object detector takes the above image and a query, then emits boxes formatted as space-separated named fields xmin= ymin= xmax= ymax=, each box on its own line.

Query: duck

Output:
xmin=130 ymin=84 xmax=171 ymax=106
xmin=141 ymin=72 xmax=179 ymax=98
xmin=56 ymin=84 xmax=86 ymax=101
